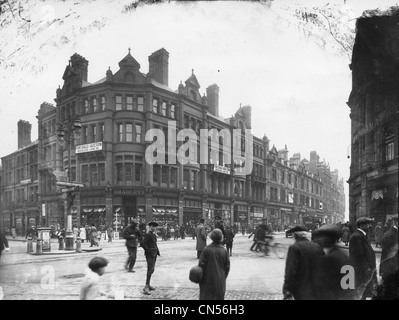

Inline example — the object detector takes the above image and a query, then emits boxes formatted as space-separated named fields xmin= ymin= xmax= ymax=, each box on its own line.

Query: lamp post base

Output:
xmin=64 ymin=233 xmax=75 ymax=251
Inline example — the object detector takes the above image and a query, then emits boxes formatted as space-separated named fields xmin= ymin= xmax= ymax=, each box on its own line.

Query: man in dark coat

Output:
xmin=195 ymin=219 xmax=207 ymax=259
xmin=179 ymin=224 xmax=186 ymax=239
xmin=282 ymin=225 xmax=324 ymax=300
xmin=349 ymin=217 xmax=377 ymax=300
xmin=380 ymin=217 xmax=398 ymax=281
xmin=122 ymin=220 xmax=142 ymax=273
xmin=214 ymin=216 xmax=226 ymax=244
xmin=0 ymin=230 xmax=10 ymax=260
xmin=140 ymin=221 xmax=160 ymax=295
xmin=312 ymin=224 xmax=355 ymax=300
xmin=198 ymin=228 xmax=230 ymax=300
xmin=224 ymin=225 xmax=235 ymax=256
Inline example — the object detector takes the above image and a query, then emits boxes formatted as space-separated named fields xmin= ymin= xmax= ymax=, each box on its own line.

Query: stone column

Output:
xmin=145 ymin=186 xmax=153 ymax=222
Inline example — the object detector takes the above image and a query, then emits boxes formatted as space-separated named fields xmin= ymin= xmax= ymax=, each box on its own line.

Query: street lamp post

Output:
xmin=57 ymin=117 xmax=81 ymax=251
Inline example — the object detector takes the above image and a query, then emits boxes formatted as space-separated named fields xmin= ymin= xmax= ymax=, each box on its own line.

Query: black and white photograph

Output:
xmin=0 ymin=0 xmax=398 ymax=305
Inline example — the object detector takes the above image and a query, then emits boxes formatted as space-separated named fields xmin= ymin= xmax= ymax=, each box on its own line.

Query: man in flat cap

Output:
xmin=312 ymin=224 xmax=355 ymax=300
xmin=140 ymin=221 xmax=160 ymax=295
xmin=282 ymin=225 xmax=324 ymax=300
xmin=380 ymin=216 xmax=398 ymax=282
xmin=349 ymin=216 xmax=377 ymax=300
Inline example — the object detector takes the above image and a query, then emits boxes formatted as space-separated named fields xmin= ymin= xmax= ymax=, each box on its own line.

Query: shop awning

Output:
xmin=114 ymin=207 xmax=121 ymax=213
xmin=83 ymin=208 xmax=93 ymax=213
xmin=138 ymin=208 xmax=145 ymax=213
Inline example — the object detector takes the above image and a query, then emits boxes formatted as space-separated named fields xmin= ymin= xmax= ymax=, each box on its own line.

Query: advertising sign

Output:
xmin=76 ymin=142 xmax=103 ymax=154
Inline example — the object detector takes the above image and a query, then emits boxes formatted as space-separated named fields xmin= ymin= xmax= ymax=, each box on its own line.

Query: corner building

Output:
xmin=38 ymin=48 xmax=264 ymax=231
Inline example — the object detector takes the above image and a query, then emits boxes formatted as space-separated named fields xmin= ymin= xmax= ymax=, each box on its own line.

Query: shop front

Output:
xmin=235 ymin=204 xmax=249 ymax=229
xmin=207 ymin=201 xmax=231 ymax=226
xmin=2 ymin=212 xmax=11 ymax=235
xmin=81 ymin=207 xmax=106 ymax=230
xmin=183 ymin=198 xmax=203 ymax=226
xmin=281 ymin=208 xmax=293 ymax=227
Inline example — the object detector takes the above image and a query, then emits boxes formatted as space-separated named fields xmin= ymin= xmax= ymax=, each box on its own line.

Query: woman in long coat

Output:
xmin=198 ymin=228 xmax=230 ymax=300
xmin=341 ymin=224 xmax=351 ymax=246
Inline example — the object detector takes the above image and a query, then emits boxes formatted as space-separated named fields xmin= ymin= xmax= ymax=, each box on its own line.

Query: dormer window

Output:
xmin=190 ymin=90 xmax=197 ymax=101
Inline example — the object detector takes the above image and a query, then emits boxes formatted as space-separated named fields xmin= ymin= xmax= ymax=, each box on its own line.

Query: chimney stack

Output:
xmin=206 ymin=84 xmax=219 ymax=116
xmin=18 ymin=120 xmax=32 ymax=149
xmin=148 ymin=48 xmax=169 ymax=86
xmin=70 ymin=53 xmax=89 ymax=82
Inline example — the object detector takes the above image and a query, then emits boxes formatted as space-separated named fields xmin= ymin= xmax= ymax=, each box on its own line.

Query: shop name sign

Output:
xmin=213 ymin=164 xmax=230 ymax=175
xmin=114 ymin=189 xmax=145 ymax=195
xmin=76 ymin=142 xmax=103 ymax=154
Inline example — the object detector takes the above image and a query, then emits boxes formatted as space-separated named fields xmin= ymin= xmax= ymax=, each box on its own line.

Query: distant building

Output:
xmin=347 ymin=9 xmax=399 ymax=225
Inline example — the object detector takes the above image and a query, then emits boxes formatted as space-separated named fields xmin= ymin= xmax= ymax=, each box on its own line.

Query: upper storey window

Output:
xmin=170 ymin=104 xmax=176 ymax=119
xmin=152 ymin=98 xmax=159 ymax=113
xmin=115 ymin=95 xmax=122 ymax=111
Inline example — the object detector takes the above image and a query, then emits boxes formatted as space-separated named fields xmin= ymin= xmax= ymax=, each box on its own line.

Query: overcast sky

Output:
xmin=1 ymin=0 xmax=397 ymax=220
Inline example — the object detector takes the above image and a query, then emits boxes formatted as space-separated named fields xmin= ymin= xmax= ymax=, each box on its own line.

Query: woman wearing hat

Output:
xmin=198 ymin=228 xmax=230 ymax=300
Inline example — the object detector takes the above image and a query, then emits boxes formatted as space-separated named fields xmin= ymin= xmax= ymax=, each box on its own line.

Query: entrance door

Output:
xmin=123 ymin=196 xmax=136 ymax=226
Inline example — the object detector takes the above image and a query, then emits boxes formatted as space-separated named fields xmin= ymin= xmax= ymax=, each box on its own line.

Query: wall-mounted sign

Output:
xmin=213 ymin=164 xmax=230 ymax=175
xmin=20 ymin=179 xmax=32 ymax=185
xmin=114 ymin=189 xmax=145 ymax=196
xmin=76 ymin=142 xmax=103 ymax=154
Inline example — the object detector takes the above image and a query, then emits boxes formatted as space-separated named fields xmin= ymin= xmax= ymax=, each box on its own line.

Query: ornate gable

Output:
xmin=113 ymin=48 xmax=146 ymax=84
xmin=184 ymin=70 xmax=201 ymax=101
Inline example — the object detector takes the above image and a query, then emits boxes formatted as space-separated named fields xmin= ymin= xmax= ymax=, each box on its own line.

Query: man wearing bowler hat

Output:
xmin=140 ymin=221 xmax=160 ymax=295
xmin=282 ymin=225 xmax=324 ymax=300
xmin=349 ymin=216 xmax=377 ymax=299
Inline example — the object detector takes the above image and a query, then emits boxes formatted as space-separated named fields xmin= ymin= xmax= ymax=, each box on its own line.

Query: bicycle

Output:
xmin=257 ymin=235 xmax=285 ymax=259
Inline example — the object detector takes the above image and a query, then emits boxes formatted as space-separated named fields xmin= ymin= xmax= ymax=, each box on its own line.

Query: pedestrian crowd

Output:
xmin=282 ymin=216 xmax=398 ymax=300
xmin=1 ymin=212 xmax=397 ymax=301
